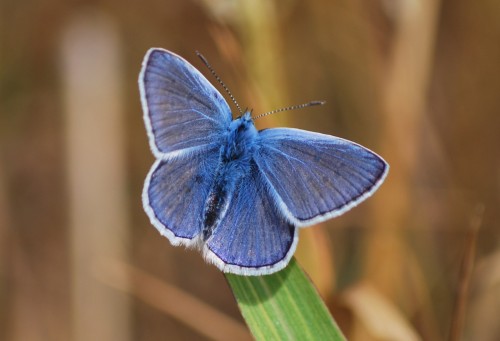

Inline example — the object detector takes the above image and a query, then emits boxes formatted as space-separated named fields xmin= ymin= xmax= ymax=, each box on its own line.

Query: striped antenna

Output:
xmin=252 ymin=101 xmax=325 ymax=120
xmin=196 ymin=51 xmax=243 ymax=115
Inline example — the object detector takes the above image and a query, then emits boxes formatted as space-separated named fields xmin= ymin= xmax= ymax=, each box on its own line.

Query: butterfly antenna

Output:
xmin=253 ymin=100 xmax=326 ymax=120
xmin=196 ymin=51 xmax=243 ymax=115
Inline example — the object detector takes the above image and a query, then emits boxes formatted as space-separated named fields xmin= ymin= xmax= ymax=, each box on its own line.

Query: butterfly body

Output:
xmin=139 ymin=48 xmax=388 ymax=275
xmin=202 ymin=111 xmax=258 ymax=240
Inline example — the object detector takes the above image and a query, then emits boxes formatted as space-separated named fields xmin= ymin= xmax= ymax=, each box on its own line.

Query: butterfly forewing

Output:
xmin=255 ymin=128 xmax=388 ymax=225
xmin=139 ymin=48 xmax=232 ymax=158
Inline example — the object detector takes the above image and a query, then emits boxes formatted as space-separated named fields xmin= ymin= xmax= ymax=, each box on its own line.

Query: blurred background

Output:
xmin=1 ymin=0 xmax=499 ymax=340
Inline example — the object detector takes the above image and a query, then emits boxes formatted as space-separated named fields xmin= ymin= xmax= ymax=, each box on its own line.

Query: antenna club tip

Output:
xmin=310 ymin=100 xmax=326 ymax=106
xmin=196 ymin=51 xmax=209 ymax=64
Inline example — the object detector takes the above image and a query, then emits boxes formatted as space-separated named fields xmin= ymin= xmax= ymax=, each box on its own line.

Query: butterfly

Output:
xmin=139 ymin=48 xmax=388 ymax=276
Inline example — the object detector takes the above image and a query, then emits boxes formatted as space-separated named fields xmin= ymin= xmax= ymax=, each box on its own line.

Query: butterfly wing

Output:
xmin=254 ymin=128 xmax=389 ymax=226
xmin=139 ymin=48 xmax=232 ymax=158
xmin=143 ymin=145 xmax=222 ymax=246
xmin=203 ymin=163 xmax=298 ymax=275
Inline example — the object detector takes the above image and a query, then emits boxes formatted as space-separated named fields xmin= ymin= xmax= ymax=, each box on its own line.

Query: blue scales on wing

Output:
xmin=143 ymin=145 xmax=222 ymax=245
xmin=204 ymin=163 xmax=297 ymax=275
xmin=255 ymin=128 xmax=388 ymax=225
xmin=139 ymin=48 xmax=232 ymax=157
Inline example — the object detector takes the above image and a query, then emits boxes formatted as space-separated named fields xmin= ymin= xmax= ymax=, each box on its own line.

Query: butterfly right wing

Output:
xmin=139 ymin=48 xmax=232 ymax=159
xmin=254 ymin=128 xmax=388 ymax=226
xmin=143 ymin=145 xmax=222 ymax=246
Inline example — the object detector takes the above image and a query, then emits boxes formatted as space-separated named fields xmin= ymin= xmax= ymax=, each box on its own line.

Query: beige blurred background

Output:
xmin=1 ymin=1 xmax=499 ymax=340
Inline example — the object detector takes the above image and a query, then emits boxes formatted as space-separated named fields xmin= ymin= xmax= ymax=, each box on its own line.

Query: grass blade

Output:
xmin=226 ymin=258 xmax=345 ymax=341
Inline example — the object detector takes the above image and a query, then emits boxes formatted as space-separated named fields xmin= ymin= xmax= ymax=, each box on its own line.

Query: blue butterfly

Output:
xmin=139 ymin=48 xmax=388 ymax=276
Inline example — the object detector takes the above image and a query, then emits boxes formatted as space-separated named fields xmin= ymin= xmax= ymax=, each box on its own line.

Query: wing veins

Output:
xmin=280 ymin=142 xmax=380 ymax=180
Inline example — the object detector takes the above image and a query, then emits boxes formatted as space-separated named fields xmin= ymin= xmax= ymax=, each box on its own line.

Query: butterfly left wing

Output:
xmin=203 ymin=163 xmax=298 ymax=275
xmin=139 ymin=48 xmax=232 ymax=159
xmin=254 ymin=128 xmax=389 ymax=226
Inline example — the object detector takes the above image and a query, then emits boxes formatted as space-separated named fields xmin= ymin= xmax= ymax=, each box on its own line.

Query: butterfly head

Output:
xmin=229 ymin=111 xmax=256 ymax=135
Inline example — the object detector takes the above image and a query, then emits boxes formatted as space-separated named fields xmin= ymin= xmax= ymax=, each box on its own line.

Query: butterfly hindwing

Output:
xmin=143 ymin=145 xmax=222 ymax=246
xmin=139 ymin=48 xmax=232 ymax=158
xmin=204 ymin=163 xmax=298 ymax=275
xmin=255 ymin=128 xmax=389 ymax=225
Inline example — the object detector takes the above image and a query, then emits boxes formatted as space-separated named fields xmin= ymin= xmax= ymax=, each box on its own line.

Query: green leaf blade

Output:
xmin=226 ymin=258 xmax=346 ymax=341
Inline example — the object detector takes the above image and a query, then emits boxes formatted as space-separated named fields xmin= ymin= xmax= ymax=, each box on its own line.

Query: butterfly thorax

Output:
xmin=222 ymin=112 xmax=258 ymax=162
xmin=202 ymin=112 xmax=258 ymax=240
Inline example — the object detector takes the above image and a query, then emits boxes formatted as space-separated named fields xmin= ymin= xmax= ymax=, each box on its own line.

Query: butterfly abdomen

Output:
xmin=202 ymin=178 xmax=227 ymax=240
